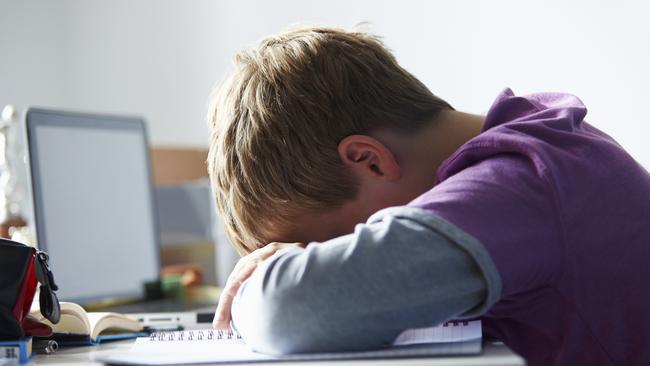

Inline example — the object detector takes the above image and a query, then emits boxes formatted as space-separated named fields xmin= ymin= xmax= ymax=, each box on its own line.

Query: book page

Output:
xmin=87 ymin=312 xmax=143 ymax=340
xmin=30 ymin=301 xmax=90 ymax=335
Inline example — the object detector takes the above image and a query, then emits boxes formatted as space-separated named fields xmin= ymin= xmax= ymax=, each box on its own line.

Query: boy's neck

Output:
xmin=373 ymin=110 xmax=485 ymax=179
xmin=428 ymin=110 xmax=485 ymax=162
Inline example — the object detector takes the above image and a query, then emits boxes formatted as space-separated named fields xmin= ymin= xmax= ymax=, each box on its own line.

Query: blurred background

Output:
xmin=2 ymin=0 xmax=649 ymax=166
xmin=1 ymin=0 xmax=649 ymax=286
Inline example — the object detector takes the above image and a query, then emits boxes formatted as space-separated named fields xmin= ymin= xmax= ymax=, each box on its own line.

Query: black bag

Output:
xmin=0 ymin=238 xmax=60 ymax=340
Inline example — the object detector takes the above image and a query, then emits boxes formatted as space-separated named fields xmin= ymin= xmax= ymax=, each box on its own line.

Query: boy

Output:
xmin=207 ymin=26 xmax=650 ymax=366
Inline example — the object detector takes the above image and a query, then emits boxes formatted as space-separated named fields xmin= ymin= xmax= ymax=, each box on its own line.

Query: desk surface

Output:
xmin=29 ymin=340 xmax=525 ymax=366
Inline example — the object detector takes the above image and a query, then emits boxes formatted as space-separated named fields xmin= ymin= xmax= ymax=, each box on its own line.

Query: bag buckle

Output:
xmin=34 ymin=251 xmax=60 ymax=324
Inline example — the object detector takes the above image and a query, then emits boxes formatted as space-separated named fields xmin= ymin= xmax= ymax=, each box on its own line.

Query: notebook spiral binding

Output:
xmin=147 ymin=321 xmax=471 ymax=342
xmin=442 ymin=320 xmax=470 ymax=327
xmin=149 ymin=330 xmax=242 ymax=342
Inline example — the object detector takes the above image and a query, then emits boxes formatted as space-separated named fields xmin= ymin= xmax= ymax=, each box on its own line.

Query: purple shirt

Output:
xmin=410 ymin=89 xmax=650 ymax=365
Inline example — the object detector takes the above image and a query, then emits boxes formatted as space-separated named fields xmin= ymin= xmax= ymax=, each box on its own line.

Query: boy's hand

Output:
xmin=213 ymin=242 xmax=305 ymax=330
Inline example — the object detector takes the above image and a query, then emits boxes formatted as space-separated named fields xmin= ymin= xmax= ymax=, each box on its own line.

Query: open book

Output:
xmin=99 ymin=320 xmax=482 ymax=365
xmin=30 ymin=301 xmax=145 ymax=345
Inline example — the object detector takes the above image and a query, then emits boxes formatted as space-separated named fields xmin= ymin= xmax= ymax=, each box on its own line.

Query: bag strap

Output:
xmin=34 ymin=251 xmax=60 ymax=323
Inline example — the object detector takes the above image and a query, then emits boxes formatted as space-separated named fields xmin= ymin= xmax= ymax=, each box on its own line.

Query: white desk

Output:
xmin=29 ymin=340 xmax=525 ymax=366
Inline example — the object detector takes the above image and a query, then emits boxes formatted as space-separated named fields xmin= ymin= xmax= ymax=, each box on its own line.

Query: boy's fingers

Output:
xmin=213 ymin=271 xmax=245 ymax=329
xmin=212 ymin=291 xmax=233 ymax=329
xmin=213 ymin=271 xmax=237 ymax=330
xmin=213 ymin=261 xmax=258 ymax=329
xmin=212 ymin=242 xmax=306 ymax=330
xmin=262 ymin=242 xmax=305 ymax=256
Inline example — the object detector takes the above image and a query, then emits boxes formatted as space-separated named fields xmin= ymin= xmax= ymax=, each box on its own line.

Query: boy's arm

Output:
xmin=230 ymin=206 xmax=502 ymax=355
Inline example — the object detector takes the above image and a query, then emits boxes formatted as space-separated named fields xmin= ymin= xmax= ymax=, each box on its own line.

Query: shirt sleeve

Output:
xmin=230 ymin=207 xmax=501 ymax=355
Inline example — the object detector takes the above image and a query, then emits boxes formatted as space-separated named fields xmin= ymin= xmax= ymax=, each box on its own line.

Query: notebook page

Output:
xmin=98 ymin=322 xmax=482 ymax=365
xmin=136 ymin=320 xmax=480 ymax=347
xmin=127 ymin=330 xmax=270 ymax=363
xmin=393 ymin=320 xmax=481 ymax=345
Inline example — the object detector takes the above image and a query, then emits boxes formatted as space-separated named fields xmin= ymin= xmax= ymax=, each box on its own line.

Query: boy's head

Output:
xmin=207 ymin=26 xmax=452 ymax=254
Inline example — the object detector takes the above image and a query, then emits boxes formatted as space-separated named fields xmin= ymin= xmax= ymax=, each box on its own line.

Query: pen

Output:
xmin=32 ymin=339 xmax=58 ymax=355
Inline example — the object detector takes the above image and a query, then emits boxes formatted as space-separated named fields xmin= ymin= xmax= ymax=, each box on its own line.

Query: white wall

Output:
xmin=2 ymin=0 xmax=649 ymax=168
xmin=0 ymin=1 xmax=69 ymax=106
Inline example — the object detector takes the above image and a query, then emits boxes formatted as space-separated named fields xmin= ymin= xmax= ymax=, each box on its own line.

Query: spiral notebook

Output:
xmin=98 ymin=320 xmax=482 ymax=365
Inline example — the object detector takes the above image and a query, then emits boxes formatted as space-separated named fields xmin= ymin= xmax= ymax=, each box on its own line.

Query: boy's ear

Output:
xmin=338 ymin=135 xmax=401 ymax=181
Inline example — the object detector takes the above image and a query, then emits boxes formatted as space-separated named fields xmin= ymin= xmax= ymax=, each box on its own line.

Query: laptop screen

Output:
xmin=26 ymin=109 xmax=159 ymax=304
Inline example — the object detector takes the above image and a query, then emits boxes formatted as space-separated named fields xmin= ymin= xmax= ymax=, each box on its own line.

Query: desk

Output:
xmin=29 ymin=340 xmax=525 ymax=366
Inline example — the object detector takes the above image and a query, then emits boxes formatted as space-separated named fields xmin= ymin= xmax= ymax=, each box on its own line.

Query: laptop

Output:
xmin=25 ymin=108 xmax=215 ymax=329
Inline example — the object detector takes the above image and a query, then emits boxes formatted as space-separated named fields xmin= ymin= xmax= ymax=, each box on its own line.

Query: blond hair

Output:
xmin=207 ymin=26 xmax=452 ymax=254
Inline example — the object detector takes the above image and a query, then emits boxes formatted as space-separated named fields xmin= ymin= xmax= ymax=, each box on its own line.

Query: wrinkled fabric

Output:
xmin=410 ymin=89 xmax=650 ymax=366
xmin=232 ymin=206 xmax=499 ymax=354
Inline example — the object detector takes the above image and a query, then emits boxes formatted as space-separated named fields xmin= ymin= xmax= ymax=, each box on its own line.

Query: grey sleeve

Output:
xmin=230 ymin=206 xmax=502 ymax=355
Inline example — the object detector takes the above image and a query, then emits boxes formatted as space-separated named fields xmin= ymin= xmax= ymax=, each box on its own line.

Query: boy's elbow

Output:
xmin=232 ymin=282 xmax=323 ymax=355
xmin=247 ymin=307 xmax=320 ymax=355
xmin=231 ymin=250 xmax=384 ymax=355
xmin=239 ymin=293 xmax=389 ymax=355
